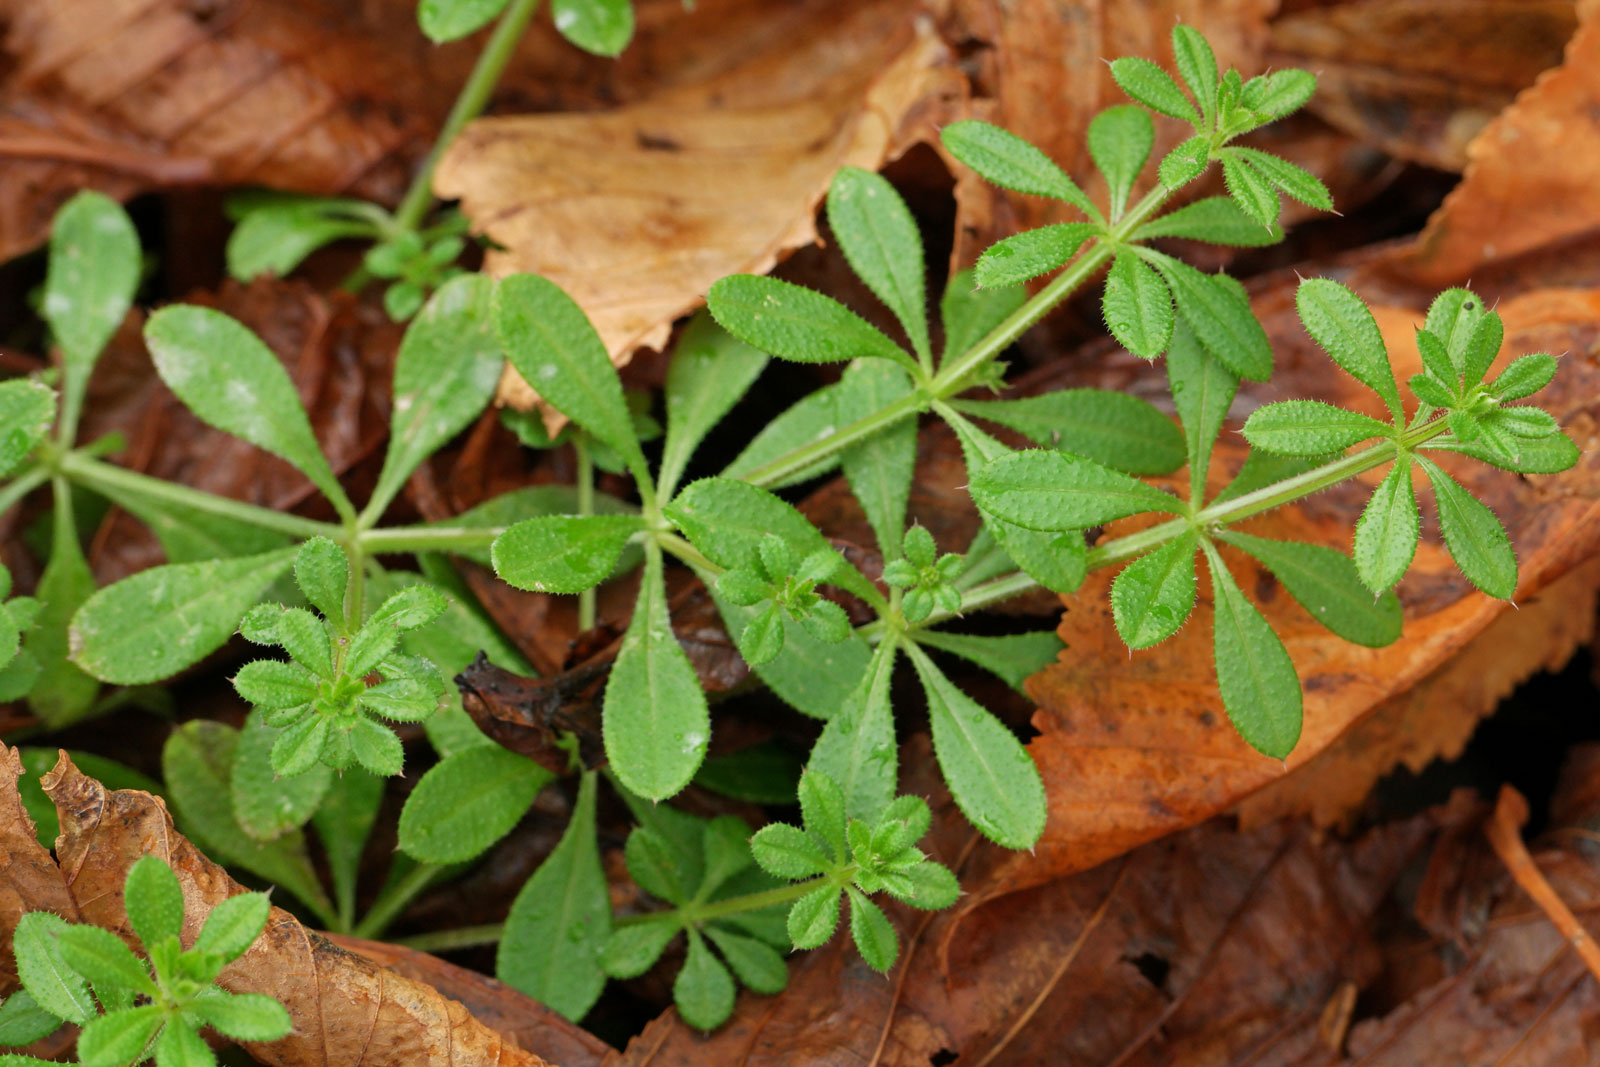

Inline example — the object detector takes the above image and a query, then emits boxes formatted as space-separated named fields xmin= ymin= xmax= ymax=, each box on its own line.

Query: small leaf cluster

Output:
xmin=882 ymin=526 xmax=963 ymax=623
xmin=749 ymin=771 xmax=958 ymax=974
xmin=362 ymin=221 xmax=470 ymax=321
xmin=714 ymin=534 xmax=850 ymax=666
xmin=8 ymin=855 xmax=289 ymax=1067
xmin=232 ymin=537 xmax=450 ymax=777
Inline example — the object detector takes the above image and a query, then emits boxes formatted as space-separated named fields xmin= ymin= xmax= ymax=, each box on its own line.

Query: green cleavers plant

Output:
xmin=4 ymin=855 xmax=289 ymax=1067
xmin=0 ymin=22 xmax=1575 ymax=1035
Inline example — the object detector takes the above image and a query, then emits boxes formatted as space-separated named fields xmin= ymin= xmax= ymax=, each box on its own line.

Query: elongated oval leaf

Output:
xmin=1166 ymin=318 xmax=1238 ymax=504
xmin=0 ymin=380 xmax=55 ymax=476
xmin=827 ymin=167 xmax=931 ymax=363
xmin=1220 ymin=151 xmax=1279 ymax=228
xmin=1144 ymin=253 xmax=1272 ymax=381
xmin=708 ymin=584 xmax=871 ymax=719
xmin=911 ymin=628 xmax=1063 ymax=693
xmin=71 ymin=547 xmax=296 ymax=684
xmin=968 ymin=449 xmax=1180 ymax=532
xmin=1424 ymin=288 xmax=1485 ymax=374
xmin=399 ymin=746 xmax=554 ymax=863
xmin=1109 ymin=56 xmax=1199 ymax=124
xmin=659 ymin=313 xmax=768 ymax=501
xmin=905 ymin=643 xmax=1045 ymax=848
xmin=1242 ymin=399 xmax=1391 ymax=455
xmin=806 ymin=638 xmax=897 ymax=822
xmin=13 ymin=913 xmax=95 ymax=1024
xmin=1294 ymin=278 xmax=1401 ymax=419
xmin=496 ymin=273 xmax=651 ymax=485
xmin=371 ymin=274 xmax=504 ymax=515
xmin=551 ymin=0 xmax=633 ymax=56
xmin=1201 ymin=540 xmax=1302 ymax=759
xmin=232 ymin=709 xmax=332 ymax=841
xmin=1134 ymin=197 xmax=1282 ymax=247
xmin=45 ymin=191 xmax=140 ymax=431
xmin=1416 ymin=456 xmax=1517 ymax=599
xmin=492 ymin=514 xmax=644 ymax=594
xmin=704 ymin=925 xmax=788 ymax=994
xmin=1172 ymin=24 xmax=1219 ymax=125
xmin=1103 ymin=252 xmax=1174 ymax=358
xmin=837 ymin=360 xmax=915 ymax=558
xmin=145 ymin=308 xmax=352 ymax=517
xmin=941 ymin=267 xmax=1027 ymax=360
xmin=940 ymin=120 xmax=1098 ymax=218
xmin=675 ymin=928 xmax=736 ymax=1030
xmin=1111 ymin=531 xmax=1199 ymax=649
xmin=707 ymin=276 xmax=915 ymax=373
xmin=1218 ymin=531 xmax=1402 ymax=647
xmin=603 ymin=546 xmax=710 ymax=799
xmin=417 ymin=0 xmax=511 ymax=41
xmin=1088 ymin=105 xmax=1154 ymax=218
xmin=1428 ymin=433 xmax=1578 ymax=475
xmin=498 ymin=770 xmax=610 ymax=1021
xmin=1231 ymin=147 xmax=1333 ymax=211
xmin=955 ymin=390 xmax=1184 ymax=476
xmin=1353 ymin=459 xmax=1420 ymax=594
xmin=974 ymin=223 xmax=1096 ymax=289
xmin=721 ymin=381 xmax=844 ymax=487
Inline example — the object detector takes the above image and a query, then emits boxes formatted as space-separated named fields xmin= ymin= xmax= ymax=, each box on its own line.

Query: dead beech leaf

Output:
xmin=1391 ymin=0 xmax=1600 ymax=283
xmin=1268 ymin=0 xmax=1577 ymax=172
xmin=12 ymin=751 xmax=558 ymax=1067
xmin=434 ymin=0 xmax=965 ymax=415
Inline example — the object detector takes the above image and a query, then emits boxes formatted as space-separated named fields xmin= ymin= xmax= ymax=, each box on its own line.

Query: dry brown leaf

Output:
xmin=1390 ymin=0 xmax=1600 ymax=283
xmin=0 ymin=750 xmax=561 ymax=1067
xmin=0 ymin=747 xmax=75 ymax=993
xmin=434 ymin=0 xmax=966 ymax=415
xmin=1268 ymin=0 xmax=1577 ymax=172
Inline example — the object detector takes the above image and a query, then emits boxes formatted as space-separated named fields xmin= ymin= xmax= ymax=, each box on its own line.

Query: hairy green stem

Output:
xmin=0 ymin=466 xmax=50 ymax=517
xmin=615 ymin=871 xmax=846 ymax=928
xmin=353 ymin=863 xmax=443 ymax=940
xmin=394 ymin=923 xmax=507 ymax=955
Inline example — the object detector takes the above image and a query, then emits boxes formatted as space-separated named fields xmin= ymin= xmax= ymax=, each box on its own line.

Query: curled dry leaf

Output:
xmin=434 ymin=0 xmax=966 ymax=416
xmin=1267 ymin=0 xmax=1576 ymax=173
xmin=0 ymin=749 xmax=562 ymax=1067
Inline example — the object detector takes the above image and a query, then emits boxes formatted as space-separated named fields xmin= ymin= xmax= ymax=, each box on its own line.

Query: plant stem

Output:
xmin=394 ymin=923 xmax=507 ymax=955
xmin=613 ymin=873 xmax=843 ymax=929
xmin=353 ymin=863 xmax=443 ymax=940
xmin=390 ymin=0 xmax=544 ymax=236
xmin=356 ymin=525 xmax=505 ymax=553
xmin=0 ymin=466 xmax=50 ymax=517
xmin=55 ymin=452 xmax=339 ymax=540
xmin=575 ymin=435 xmax=596 ymax=631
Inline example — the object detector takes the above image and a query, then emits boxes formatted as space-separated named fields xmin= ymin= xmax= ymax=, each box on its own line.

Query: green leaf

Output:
xmin=955 ymin=389 xmax=1184 ymax=476
xmin=787 ymin=885 xmax=841 ymax=950
xmin=186 ymin=991 xmax=291 ymax=1043
xmin=704 ymin=925 xmax=788 ymax=994
xmin=720 ymin=380 xmax=845 ymax=487
xmin=1230 ymin=147 xmax=1332 ymax=211
xmin=371 ymin=274 xmax=504 ymax=516
xmin=498 ymin=770 xmax=610 ymax=1021
xmin=417 ymin=0 xmax=511 ymax=41
xmin=893 ymin=861 xmax=961 ymax=910
xmin=845 ymin=886 xmax=897 ymax=972
xmin=551 ymin=0 xmax=633 ymax=55
xmin=1354 ymin=459 xmax=1420 ymax=594
xmin=75 ymin=1005 xmax=164 ymax=1067
xmin=694 ymin=742 xmax=804 ymax=805
xmin=145 ymin=307 xmax=353 ymax=518
xmin=124 ymin=855 xmax=186 ymax=949
xmin=827 ymin=167 xmax=931 ymax=363
xmin=492 ymin=514 xmax=644 ymax=594
xmin=1242 ymin=400 xmax=1392 ymax=455
xmin=674 ymin=929 xmax=735 ymax=1030
xmin=1166 ymin=317 xmax=1238 ymax=504
xmin=941 ymin=267 xmax=1026 ymax=360
xmin=93 ymin=486 xmax=290 ymax=565
xmin=968 ymin=449 xmax=1180 ymax=532
xmin=940 ymin=120 xmax=1098 ymax=219
xmin=806 ymin=638 xmax=897 ymax=822
xmin=625 ymin=827 xmax=691 ymax=904
xmin=1111 ymin=531 xmax=1199 ymax=649
xmin=1415 ymin=330 xmax=1458 ymax=394
xmin=1103 ymin=252 xmax=1174 ymax=358
xmin=1416 ymin=456 xmax=1517 ymax=599
xmin=749 ymin=822 xmax=832 ymax=879
xmin=709 ymin=584 xmax=872 ymax=718
xmin=13 ymin=913 xmax=95 ymax=1024
xmin=1144 ymin=253 xmax=1272 ymax=381
xmin=44 ymin=191 xmax=140 ymax=432
xmin=905 ymin=643 xmax=1045 ymax=849
xmin=292 ymin=537 xmax=348 ymax=630
xmin=70 ymin=547 xmax=296 ymax=684
xmin=707 ymin=276 xmax=916 ymax=374
xmin=836 ymin=360 xmax=916 ymax=558
xmin=1159 ymin=135 xmax=1211 ymax=189
xmin=24 ymin=495 xmax=99 ymax=725
xmin=1461 ymin=310 xmax=1505 ymax=389
xmin=194 ymin=891 xmax=271 ymax=962
xmin=225 ymin=197 xmax=379 ymax=280
xmin=1171 ymin=24 xmax=1219 ymax=126
xmin=1490 ymin=354 xmax=1558 ymax=401
xmin=0 ymin=990 xmax=62 ymax=1047
xmin=348 ymin=716 xmax=405 ymax=776
xmin=1429 ymin=432 xmax=1578 ymax=474
xmin=1109 ymin=57 xmax=1199 ymax=124
xmin=1410 ymin=373 xmax=1455 ymax=411
xmin=310 ymin=767 xmax=384 ymax=927
xmin=1218 ymin=532 xmax=1402 ymax=647
xmin=1240 ymin=69 xmax=1316 ymax=122
xmin=161 ymin=721 xmax=333 ymax=920
xmin=1220 ymin=151 xmax=1279 ymax=228
xmin=601 ymin=921 xmax=678 ymax=979
xmin=603 ymin=545 xmax=710 ymax=799
xmin=1133 ymin=197 xmax=1281 ymax=247
xmin=56 ymin=926 xmax=153 ymax=995
xmin=1294 ymin=278 xmax=1402 ymax=420
xmin=1424 ymin=288 xmax=1486 ymax=375
xmin=232 ymin=709 xmax=332 ymax=840
xmin=1201 ymin=540 xmax=1302 ymax=759
xmin=0 ymin=380 xmax=55 ymax=476
xmin=798 ymin=767 xmax=849 ymax=861
xmin=974 ymin=223 xmax=1096 ymax=289
xmin=658 ymin=312 xmax=768 ymax=501
xmin=398 ymin=746 xmax=553 ymax=864
xmin=496 ymin=274 xmax=652 ymax=488
xmin=911 ymin=628 xmax=1061 ymax=693
xmin=1088 ymin=105 xmax=1154 ymax=218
